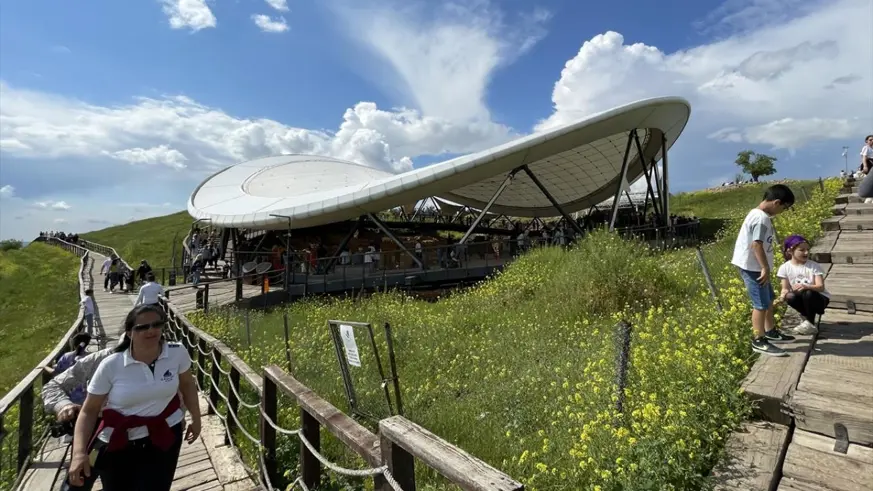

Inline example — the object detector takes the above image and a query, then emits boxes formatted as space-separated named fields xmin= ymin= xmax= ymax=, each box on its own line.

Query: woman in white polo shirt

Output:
xmin=68 ymin=304 xmax=201 ymax=491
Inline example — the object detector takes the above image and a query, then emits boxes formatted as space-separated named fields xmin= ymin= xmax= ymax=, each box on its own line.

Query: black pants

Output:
xmin=96 ymin=423 xmax=183 ymax=491
xmin=62 ymin=417 xmax=102 ymax=491
xmin=786 ymin=289 xmax=829 ymax=323
xmin=103 ymin=274 xmax=111 ymax=290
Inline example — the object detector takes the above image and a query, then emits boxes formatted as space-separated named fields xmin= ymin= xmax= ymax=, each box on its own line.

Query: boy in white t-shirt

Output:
xmin=731 ymin=184 xmax=796 ymax=357
xmin=776 ymin=235 xmax=830 ymax=335
xmin=80 ymin=289 xmax=96 ymax=336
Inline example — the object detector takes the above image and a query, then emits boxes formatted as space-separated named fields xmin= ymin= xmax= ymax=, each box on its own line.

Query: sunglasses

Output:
xmin=132 ymin=321 xmax=167 ymax=332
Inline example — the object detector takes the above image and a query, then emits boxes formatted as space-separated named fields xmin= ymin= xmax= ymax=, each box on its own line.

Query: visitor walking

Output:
xmin=731 ymin=184 xmax=796 ymax=357
xmin=135 ymin=272 xmax=163 ymax=306
xmin=777 ymin=235 xmax=829 ymax=335
xmin=137 ymin=260 xmax=153 ymax=286
xmin=68 ymin=304 xmax=201 ymax=491
xmin=81 ymin=289 xmax=96 ymax=336
xmin=101 ymin=256 xmax=113 ymax=291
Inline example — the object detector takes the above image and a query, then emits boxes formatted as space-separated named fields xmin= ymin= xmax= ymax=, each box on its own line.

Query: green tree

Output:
xmin=735 ymin=150 xmax=777 ymax=182
xmin=0 ymin=239 xmax=23 ymax=251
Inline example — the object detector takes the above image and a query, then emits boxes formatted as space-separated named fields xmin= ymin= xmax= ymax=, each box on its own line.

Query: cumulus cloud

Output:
xmin=252 ymin=14 xmax=289 ymax=33
xmin=34 ymin=200 xmax=72 ymax=211
xmin=537 ymin=0 xmax=872 ymax=154
xmin=54 ymin=218 xmax=67 ymax=224
xmin=108 ymin=145 xmax=189 ymax=169
xmin=0 ymin=185 xmax=14 ymax=198
xmin=264 ymin=0 xmax=289 ymax=12
xmin=160 ymin=0 xmax=216 ymax=32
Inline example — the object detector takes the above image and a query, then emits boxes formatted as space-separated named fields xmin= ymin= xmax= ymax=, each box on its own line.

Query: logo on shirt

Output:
xmin=161 ymin=369 xmax=174 ymax=382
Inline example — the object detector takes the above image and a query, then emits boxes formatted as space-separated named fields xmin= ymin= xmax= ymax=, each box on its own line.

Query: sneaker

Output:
xmin=793 ymin=320 xmax=818 ymax=335
xmin=764 ymin=329 xmax=795 ymax=342
xmin=752 ymin=338 xmax=788 ymax=357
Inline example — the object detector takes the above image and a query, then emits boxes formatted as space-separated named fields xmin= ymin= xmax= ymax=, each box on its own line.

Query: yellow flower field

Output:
xmin=189 ymin=179 xmax=839 ymax=491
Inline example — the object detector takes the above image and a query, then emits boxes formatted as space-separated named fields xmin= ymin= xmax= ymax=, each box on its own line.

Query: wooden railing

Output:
xmin=158 ymin=295 xmax=524 ymax=490
xmin=0 ymin=239 xmax=90 ymax=489
xmin=77 ymin=238 xmax=133 ymax=272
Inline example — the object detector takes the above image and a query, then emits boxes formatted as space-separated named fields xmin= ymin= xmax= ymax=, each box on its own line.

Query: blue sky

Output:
xmin=0 ymin=0 xmax=870 ymax=240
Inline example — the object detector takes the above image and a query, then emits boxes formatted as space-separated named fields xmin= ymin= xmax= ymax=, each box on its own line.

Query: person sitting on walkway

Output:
xmin=69 ymin=304 xmax=201 ymax=491
xmin=44 ymin=333 xmax=93 ymax=381
xmin=777 ymin=235 xmax=830 ymax=335
xmin=135 ymin=272 xmax=164 ymax=306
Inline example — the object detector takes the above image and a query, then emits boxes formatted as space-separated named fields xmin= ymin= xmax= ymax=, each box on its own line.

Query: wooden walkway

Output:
xmin=17 ymin=252 xmax=257 ymax=491
xmin=715 ymin=179 xmax=873 ymax=490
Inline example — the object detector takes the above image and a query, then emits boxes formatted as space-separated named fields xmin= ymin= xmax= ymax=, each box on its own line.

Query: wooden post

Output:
xmin=300 ymin=409 xmax=322 ymax=489
xmin=261 ymin=376 xmax=278 ymax=487
xmin=235 ymin=274 xmax=243 ymax=302
xmin=209 ymin=349 xmax=221 ymax=415
xmin=379 ymin=434 xmax=416 ymax=491
xmin=197 ymin=338 xmax=208 ymax=391
xmin=245 ymin=311 xmax=252 ymax=347
xmin=18 ymin=385 xmax=34 ymax=472
xmin=283 ymin=313 xmax=292 ymax=373
xmin=0 ymin=414 xmax=5 ymax=477
xmin=203 ymin=283 xmax=210 ymax=313
xmin=225 ymin=367 xmax=240 ymax=446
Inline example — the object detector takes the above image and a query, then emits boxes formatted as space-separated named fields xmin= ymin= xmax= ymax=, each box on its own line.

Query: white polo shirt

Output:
xmin=88 ymin=342 xmax=191 ymax=442
xmin=136 ymin=281 xmax=164 ymax=306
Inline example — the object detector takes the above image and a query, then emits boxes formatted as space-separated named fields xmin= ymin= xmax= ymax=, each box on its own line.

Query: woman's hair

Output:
xmin=865 ymin=134 xmax=873 ymax=142
xmin=783 ymin=234 xmax=809 ymax=260
xmin=70 ymin=332 xmax=92 ymax=350
xmin=114 ymin=303 xmax=167 ymax=353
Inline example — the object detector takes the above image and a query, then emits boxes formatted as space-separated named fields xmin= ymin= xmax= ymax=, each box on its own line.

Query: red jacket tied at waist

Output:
xmin=99 ymin=396 xmax=181 ymax=452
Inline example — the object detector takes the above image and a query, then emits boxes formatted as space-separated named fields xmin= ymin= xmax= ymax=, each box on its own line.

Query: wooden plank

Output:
xmin=170 ymin=468 xmax=220 ymax=490
xmin=264 ymin=366 xmax=381 ymax=466
xmin=380 ymin=416 xmax=524 ymax=491
xmin=824 ymin=265 xmax=873 ymax=312
xmin=839 ymin=215 xmax=873 ymax=231
xmin=809 ymin=232 xmax=839 ymax=263
xmin=834 ymin=193 xmax=862 ymax=204
xmin=843 ymin=203 xmax=873 ymax=215
xmin=740 ymin=332 xmax=816 ymax=425
xmin=781 ymin=430 xmax=873 ymax=491
xmin=777 ymin=477 xmax=832 ymax=491
xmin=15 ymin=436 xmax=69 ymax=491
xmin=790 ymin=390 xmax=873 ymax=445
xmin=821 ymin=216 xmax=843 ymax=232
xmin=796 ymin=369 xmax=873 ymax=406
xmin=711 ymin=421 xmax=790 ymax=491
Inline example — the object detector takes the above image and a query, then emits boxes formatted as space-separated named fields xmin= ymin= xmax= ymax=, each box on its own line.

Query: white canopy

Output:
xmin=188 ymin=97 xmax=690 ymax=230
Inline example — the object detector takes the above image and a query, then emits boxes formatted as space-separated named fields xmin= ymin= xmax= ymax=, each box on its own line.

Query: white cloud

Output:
xmin=34 ymin=200 xmax=72 ymax=211
xmin=265 ymin=0 xmax=289 ymax=12
xmin=108 ymin=145 xmax=189 ymax=169
xmin=160 ymin=0 xmax=216 ymax=32
xmin=251 ymin=14 xmax=289 ymax=33
xmin=0 ymin=185 xmax=14 ymax=198
xmin=537 ymin=0 xmax=872 ymax=155
xmin=0 ymin=81 xmax=513 ymax=176
xmin=332 ymin=0 xmax=550 ymax=121
xmin=54 ymin=218 xmax=67 ymax=224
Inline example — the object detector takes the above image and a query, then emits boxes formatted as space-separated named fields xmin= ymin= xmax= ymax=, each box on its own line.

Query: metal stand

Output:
xmin=521 ymin=165 xmax=586 ymax=236
xmin=459 ymin=169 xmax=520 ymax=244
xmin=609 ymin=132 xmax=635 ymax=232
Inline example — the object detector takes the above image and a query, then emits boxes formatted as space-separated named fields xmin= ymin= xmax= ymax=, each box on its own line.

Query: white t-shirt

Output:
xmin=81 ymin=296 xmax=95 ymax=315
xmin=861 ymin=145 xmax=873 ymax=160
xmin=88 ymin=342 xmax=191 ymax=442
xmin=101 ymin=258 xmax=112 ymax=274
xmin=136 ymin=281 xmax=164 ymax=305
xmin=731 ymin=208 xmax=776 ymax=272
xmin=777 ymin=260 xmax=830 ymax=298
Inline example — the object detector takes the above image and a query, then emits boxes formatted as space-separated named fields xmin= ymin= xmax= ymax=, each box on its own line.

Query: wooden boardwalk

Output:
xmin=17 ymin=252 xmax=257 ymax=491
xmin=715 ymin=179 xmax=873 ymax=490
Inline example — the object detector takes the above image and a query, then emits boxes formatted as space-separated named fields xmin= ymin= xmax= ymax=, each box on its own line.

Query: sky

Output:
xmin=0 ymin=0 xmax=870 ymax=240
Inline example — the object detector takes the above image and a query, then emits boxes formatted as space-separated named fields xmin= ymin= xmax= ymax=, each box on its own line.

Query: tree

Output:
xmin=0 ymin=239 xmax=23 ymax=251
xmin=735 ymin=150 xmax=777 ymax=182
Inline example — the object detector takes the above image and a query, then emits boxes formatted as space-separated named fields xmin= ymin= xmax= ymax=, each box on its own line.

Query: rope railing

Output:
xmin=0 ymin=238 xmax=91 ymax=490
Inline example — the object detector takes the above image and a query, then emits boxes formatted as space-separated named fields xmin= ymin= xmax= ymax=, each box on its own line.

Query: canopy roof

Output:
xmin=188 ymin=97 xmax=691 ymax=230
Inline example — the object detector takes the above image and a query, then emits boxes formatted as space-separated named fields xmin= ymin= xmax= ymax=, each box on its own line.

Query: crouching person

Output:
xmin=68 ymin=304 xmax=201 ymax=491
xmin=43 ymin=338 xmax=116 ymax=491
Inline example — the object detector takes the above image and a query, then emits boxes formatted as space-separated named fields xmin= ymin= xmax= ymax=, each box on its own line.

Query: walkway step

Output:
xmin=787 ymin=311 xmax=873 ymax=446
xmin=824 ymin=264 xmax=873 ymax=312
xmin=712 ymin=421 xmax=790 ymax=491
xmin=741 ymin=331 xmax=816 ymax=425
xmin=810 ymin=231 xmax=873 ymax=265
xmin=832 ymin=203 xmax=873 ymax=216
xmin=835 ymin=194 xmax=863 ymax=204
xmin=780 ymin=430 xmax=873 ymax=491
xmin=821 ymin=215 xmax=873 ymax=231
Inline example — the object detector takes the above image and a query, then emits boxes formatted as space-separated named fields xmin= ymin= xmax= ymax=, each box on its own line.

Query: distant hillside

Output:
xmin=80 ymin=180 xmax=819 ymax=271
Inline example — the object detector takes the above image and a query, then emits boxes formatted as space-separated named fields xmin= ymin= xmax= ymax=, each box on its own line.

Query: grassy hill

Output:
xmin=78 ymin=180 xmax=820 ymax=272
xmin=0 ymin=243 xmax=81 ymax=393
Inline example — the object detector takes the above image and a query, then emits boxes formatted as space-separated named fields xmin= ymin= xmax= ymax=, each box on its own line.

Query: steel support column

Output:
xmin=608 ymin=132 xmax=635 ymax=232
xmin=459 ymin=169 xmax=521 ymax=244
xmin=661 ymin=133 xmax=670 ymax=227
xmin=324 ymin=216 xmax=364 ymax=273
xmin=366 ymin=213 xmax=423 ymax=269
xmin=521 ymin=165 xmax=586 ymax=236
xmin=632 ymin=130 xmax=662 ymax=225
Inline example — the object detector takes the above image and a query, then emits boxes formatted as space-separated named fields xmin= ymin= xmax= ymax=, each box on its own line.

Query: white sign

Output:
xmin=339 ymin=324 xmax=362 ymax=367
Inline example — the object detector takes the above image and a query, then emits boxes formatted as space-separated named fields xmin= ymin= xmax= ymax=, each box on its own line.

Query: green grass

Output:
xmin=0 ymin=243 xmax=81 ymax=393
xmin=80 ymin=211 xmax=191 ymax=270
xmin=184 ymin=180 xmax=840 ymax=490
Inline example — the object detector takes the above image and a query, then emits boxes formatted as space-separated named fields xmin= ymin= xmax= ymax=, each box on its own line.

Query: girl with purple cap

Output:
xmin=776 ymin=234 xmax=830 ymax=334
